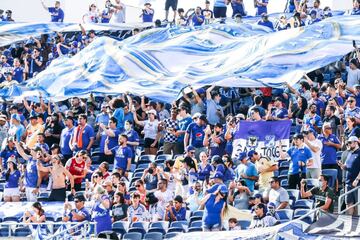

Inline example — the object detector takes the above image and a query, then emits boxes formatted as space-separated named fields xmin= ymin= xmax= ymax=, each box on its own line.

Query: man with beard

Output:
xmin=266 ymin=97 xmax=288 ymax=121
xmin=323 ymin=106 xmax=341 ymax=137
xmin=104 ymin=134 xmax=132 ymax=176
xmin=206 ymin=85 xmax=224 ymax=125
xmin=203 ymin=123 xmax=226 ymax=158
xmin=303 ymin=104 xmax=322 ymax=133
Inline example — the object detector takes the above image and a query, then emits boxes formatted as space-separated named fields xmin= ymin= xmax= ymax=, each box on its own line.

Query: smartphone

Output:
xmin=353 ymin=40 xmax=357 ymax=49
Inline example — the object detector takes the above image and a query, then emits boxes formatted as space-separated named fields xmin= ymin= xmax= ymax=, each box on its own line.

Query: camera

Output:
xmin=105 ymin=1 xmax=113 ymax=9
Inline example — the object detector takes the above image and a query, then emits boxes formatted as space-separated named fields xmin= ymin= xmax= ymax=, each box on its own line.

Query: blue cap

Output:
xmin=186 ymin=145 xmax=195 ymax=152
xmin=196 ymin=88 xmax=206 ymax=95
xmin=267 ymin=202 xmax=276 ymax=208
xmin=211 ymin=172 xmax=224 ymax=180
xmin=218 ymin=185 xmax=228 ymax=194
xmin=72 ymin=41 xmax=78 ymax=47
xmin=237 ymin=152 xmax=247 ymax=161
xmin=11 ymin=114 xmax=20 ymax=122
xmin=310 ymin=10 xmax=317 ymax=15
xmin=247 ymin=150 xmax=257 ymax=158
xmin=254 ymin=193 xmax=262 ymax=199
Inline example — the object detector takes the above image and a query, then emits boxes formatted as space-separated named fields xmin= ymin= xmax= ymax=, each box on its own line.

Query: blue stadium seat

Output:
xmin=164 ymin=232 xmax=180 ymax=239
xmin=149 ymin=221 xmax=168 ymax=231
xmin=275 ymin=209 xmax=293 ymax=221
xmin=143 ymin=232 xmax=163 ymax=240
xmin=189 ymin=216 xmax=202 ymax=225
xmin=3 ymin=217 xmax=19 ymax=222
xmin=191 ymin=210 xmax=204 ymax=218
xmin=127 ymin=227 xmax=146 ymax=237
xmin=279 ymin=170 xmax=289 ymax=177
xmin=167 ymin=227 xmax=184 ymax=233
xmin=133 ymin=172 xmax=144 ymax=178
xmin=279 ymin=161 xmax=290 ymax=168
xmin=188 ymin=227 xmax=202 ymax=232
xmin=156 ymin=154 xmax=173 ymax=161
xmin=138 ymin=155 xmax=155 ymax=163
xmin=170 ymin=221 xmax=188 ymax=231
xmin=321 ymin=169 xmax=337 ymax=188
xmin=134 ymin=168 xmax=145 ymax=174
xmin=91 ymin=155 xmax=101 ymax=164
xmin=122 ymin=232 xmax=142 ymax=240
xmin=130 ymin=221 xmax=148 ymax=231
xmin=0 ymin=226 xmax=10 ymax=237
xmin=304 ymin=179 xmax=319 ymax=190
xmin=336 ymin=151 xmax=343 ymax=160
xmin=112 ymin=221 xmax=129 ymax=235
xmin=190 ymin=220 xmax=202 ymax=228
xmin=238 ymin=220 xmax=251 ymax=230
xmin=91 ymin=151 xmax=101 ymax=157
xmin=97 ymin=231 xmax=120 ymax=239
xmin=294 ymin=199 xmax=314 ymax=209
xmin=293 ymin=208 xmax=314 ymax=224
xmin=137 ymin=164 xmax=149 ymax=170
xmin=280 ymin=179 xmax=289 ymax=188
xmin=14 ymin=227 xmax=31 ymax=237
xmin=147 ymin=227 xmax=166 ymax=235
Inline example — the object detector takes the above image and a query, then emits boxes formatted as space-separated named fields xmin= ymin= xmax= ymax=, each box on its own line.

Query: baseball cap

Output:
xmin=267 ymin=202 xmax=276 ymax=208
xmin=254 ymin=193 xmax=263 ymax=199
xmin=237 ymin=152 xmax=247 ymax=161
xmin=50 ymin=143 xmax=60 ymax=150
xmin=74 ymin=194 xmax=86 ymax=202
xmin=199 ymin=114 xmax=207 ymax=123
xmin=192 ymin=112 xmax=201 ymax=119
xmin=247 ymin=150 xmax=257 ymax=158
xmin=211 ymin=172 xmax=224 ymax=180
xmin=347 ymin=136 xmax=359 ymax=143
xmin=72 ymin=41 xmax=78 ymax=47
xmin=293 ymin=133 xmax=304 ymax=140
xmin=7 ymin=155 xmax=17 ymax=165
xmin=10 ymin=114 xmax=20 ymax=122
xmin=218 ymin=185 xmax=228 ymax=195
xmin=186 ymin=145 xmax=195 ymax=152
xmin=0 ymin=115 xmax=6 ymax=122
xmin=310 ymin=10 xmax=317 ymax=15
xmin=146 ymin=109 xmax=157 ymax=116
xmin=196 ymin=88 xmax=206 ymax=95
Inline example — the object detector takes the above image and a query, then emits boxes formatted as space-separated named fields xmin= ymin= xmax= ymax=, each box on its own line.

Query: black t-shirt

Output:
xmin=310 ymin=186 xmax=336 ymax=213
xmin=112 ymin=203 xmax=128 ymax=222
xmin=71 ymin=106 xmax=85 ymax=118
xmin=44 ymin=122 xmax=63 ymax=147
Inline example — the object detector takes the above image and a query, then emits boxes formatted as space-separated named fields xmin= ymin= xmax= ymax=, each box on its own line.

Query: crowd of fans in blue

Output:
xmin=0 ymin=0 xmax=359 ymax=239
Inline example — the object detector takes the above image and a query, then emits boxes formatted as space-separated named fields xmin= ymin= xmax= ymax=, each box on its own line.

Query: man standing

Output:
xmin=161 ymin=107 xmax=179 ymax=155
xmin=105 ymin=134 xmax=132 ymax=176
xmin=192 ymin=7 xmax=205 ymax=26
xmin=338 ymin=136 xmax=360 ymax=215
xmin=165 ymin=0 xmax=178 ymax=22
xmin=99 ymin=117 xmax=120 ymax=164
xmin=255 ymin=0 xmax=268 ymax=16
xmin=154 ymin=178 xmax=173 ymax=220
xmin=318 ymin=123 xmax=341 ymax=170
xmin=235 ymin=152 xmax=258 ymax=192
xmin=303 ymin=129 xmax=322 ymax=179
xmin=266 ymin=97 xmax=288 ymax=121
xmin=41 ymin=0 xmax=64 ymax=22
xmin=251 ymin=151 xmax=278 ymax=191
xmin=206 ymin=85 xmax=224 ymax=125
xmin=279 ymin=134 xmax=313 ymax=189
xmin=63 ymin=194 xmax=91 ymax=222
xmin=70 ymin=114 xmax=95 ymax=152
xmin=110 ymin=0 xmax=126 ymax=24
xmin=25 ymin=114 xmax=44 ymax=150
xmin=60 ymin=116 xmax=74 ymax=161
xmin=184 ymin=114 xmax=207 ymax=159
xmin=303 ymin=104 xmax=322 ymax=133
xmin=175 ymin=106 xmax=192 ymax=155
xmin=323 ymin=106 xmax=341 ymax=137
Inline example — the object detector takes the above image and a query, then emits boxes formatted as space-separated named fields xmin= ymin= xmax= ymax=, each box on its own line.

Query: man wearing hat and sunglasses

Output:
xmin=63 ymin=194 xmax=91 ymax=222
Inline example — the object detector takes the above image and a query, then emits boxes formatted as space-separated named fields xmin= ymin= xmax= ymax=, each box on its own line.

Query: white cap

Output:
xmin=347 ymin=136 xmax=359 ymax=143
xmin=146 ymin=109 xmax=157 ymax=116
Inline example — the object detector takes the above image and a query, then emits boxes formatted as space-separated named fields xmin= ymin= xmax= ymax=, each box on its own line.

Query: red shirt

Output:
xmin=260 ymin=87 xmax=272 ymax=97
xmin=67 ymin=158 xmax=85 ymax=184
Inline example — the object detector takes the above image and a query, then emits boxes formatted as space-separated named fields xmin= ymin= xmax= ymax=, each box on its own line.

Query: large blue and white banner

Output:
xmin=232 ymin=120 xmax=292 ymax=160
xmin=20 ymin=15 xmax=360 ymax=102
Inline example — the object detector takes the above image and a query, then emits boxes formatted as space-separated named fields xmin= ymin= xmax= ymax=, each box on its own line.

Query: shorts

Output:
xmin=203 ymin=223 xmax=221 ymax=232
xmin=165 ymin=0 xmax=178 ymax=11
xmin=144 ymin=138 xmax=158 ymax=148
xmin=213 ymin=6 xmax=227 ymax=18
xmin=345 ymin=185 xmax=359 ymax=205
xmin=3 ymin=188 xmax=20 ymax=197
xmin=48 ymin=188 xmax=66 ymax=202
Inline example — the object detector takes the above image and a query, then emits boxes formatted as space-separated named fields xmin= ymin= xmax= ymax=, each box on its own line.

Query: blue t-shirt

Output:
xmin=186 ymin=122 xmax=206 ymax=148
xmin=101 ymin=9 xmax=111 ymax=23
xmin=271 ymin=107 xmax=288 ymax=119
xmin=177 ymin=117 xmax=192 ymax=143
xmin=142 ymin=9 xmax=154 ymax=22
xmin=231 ymin=2 xmax=246 ymax=17
xmin=167 ymin=207 xmax=186 ymax=221
xmin=345 ymin=149 xmax=360 ymax=185
xmin=192 ymin=14 xmax=205 ymax=26
xmin=303 ymin=114 xmax=323 ymax=131
xmin=198 ymin=163 xmax=213 ymax=181
xmin=100 ymin=129 xmax=120 ymax=154
xmin=0 ymin=147 xmax=19 ymax=168
xmin=256 ymin=0 xmax=268 ymax=15
xmin=95 ymin=113 xmax=110 ymax=126
xmin=113 ymin=108 xmax=125 ymax=131
xmin=111 ymin=146 xmax=133 ymax=171
xmin=318 ymin=134 xmax=340 ymax=165
xmin=124 ymin=129 xmax=139 ymax=155
xmin=72 ymin=125 xmax=95 ymax=151
xmin=312 ymin=99 xmax=325 ymax=116
xmin=209 ymin=133 xmax=226 ymax=158
xmin=235 ymin=162 xmax=258 ymax=192
xmin=69 ymin=207 xmax=91 ymax=222
xmin=203 ymin=194 xmax=225 ymax=226
xmin=5 ymin=170 xmax=21 ymax=188
xmin=206 ymin=183 xmax=226 ymax=194
xmin=48 ymin=7 xmax=64 ymax=22
xmin=13 ymin=67 xmax=24 ymax=83
xmin=60 ymin=127 xmax=74 ymax=155
xmin=25 ymin=157 xmax=38 ymax=188
xmin=92 ymin=195 xmax=112 ymax=233
xmin=287 ymin=146 xmax=312 ymax=174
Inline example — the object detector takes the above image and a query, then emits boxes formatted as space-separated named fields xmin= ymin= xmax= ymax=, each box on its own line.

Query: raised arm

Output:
xmin=14 ymin=141 xmax=31 ymax=161
xmin=22 ymin=98 xmax=32 ymax=113
xmin=40 ymin=0 xmax=48 ymax=11
xmin=206 ymin=85 xmax=215 ymax=101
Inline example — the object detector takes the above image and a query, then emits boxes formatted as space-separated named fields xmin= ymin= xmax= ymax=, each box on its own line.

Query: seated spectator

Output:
xmin=23 ymin=202 xmax=46 ymax=227
xmin=102 ymin=180 xmax=115 ymax=201
xmin=249 ymin=203 xmax=277 ymax=229
xmin=134 ymin=179 xmax=147 ymax=204
xmin=165 ymin=195 xmax=186 ymax=222
xmin=127 ymin=192 xmax=148 ymax=222
xmin=300 ymin=175 xmax=336 ymax=212
xmin=63 ymin=194 xmax=91 ymax=222
xmin=141 ymin=162 xmax=160 ymax=191
xmin=268 ymin=177 xmax=290 ymax=210
xmin=116 ymin=180 xmax=131 ymax=204
xmin=91 ymin=186 xmax=112 ymax=233
xmin=257 ymin=13 xmax=274 ymax=30
xmin=112 ymin=192 xmax=128 ymax=222
xmin=228 ymin=218 xmax=241 ymax=230
xmin=187 ymin=181 xmax=205 ymax=212
xmin=228 ymin=179 xmax=250 ymax=210
xmin=154 ymin=178 xmax=173 ymax=220
xmin=192 ymin=7 xmax=205 ymax=26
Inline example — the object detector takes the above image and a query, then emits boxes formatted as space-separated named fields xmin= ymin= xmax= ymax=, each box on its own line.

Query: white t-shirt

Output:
xmin=346 ymin=66 xmax=360 ymax=88
xmin=269 ymin=187 xmax=290 ymax=209
xmin=110 ymin=3 xmax=126 ymax=23
xmin=306 ymin=139 xmax=322 ymax=169
xmin=144 ymin=119 xmax=159 ymax=140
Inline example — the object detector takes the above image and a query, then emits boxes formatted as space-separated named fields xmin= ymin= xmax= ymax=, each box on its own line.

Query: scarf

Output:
xmin=72 ymin=125 xmax=85 ymax=149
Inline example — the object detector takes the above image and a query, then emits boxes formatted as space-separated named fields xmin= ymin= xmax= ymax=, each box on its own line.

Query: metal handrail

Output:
xmin=45 ymin=221 xmax=96 ymax=240
xmin=338 ymin=185 xmax=360 ymax=214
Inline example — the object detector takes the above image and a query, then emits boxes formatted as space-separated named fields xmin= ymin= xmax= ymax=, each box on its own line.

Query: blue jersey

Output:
xmin=60 ymin=127 xmax=74 ymax=155
xmin=177 ymin=117 xmax=192 ymax=143
xmin=111 ymin=145 xmax=133 ymax=171
xmin=256 ymin=0 xmax=268 ymax=15
xmin=0 ymin=147 xmax=19 ymax=168
xmin=287 ymin=146 xmax=312 ymax=174
xmin=142 ymin=9 xmax=154 ymax=22
xmin=203 ymin=194 xmax=225 ymax=226
xmin=48 ymin=7 xmax=64 ymax=22
xmin=192 ymin=14 xmax=205 ymax=26
xmin=113 ymin=108 xmax=124 ymax=131
xmin=99 ymin=129 xmax=120 ymax=154
xmin=5 ymin=170 xmax=21 ymax=188
xmin=198 ymin=163 xmax=213 ymax=181
xmin=214 ymin=0 xmax=227 ymax=7
xmin=124 ymin=129 xmax=139 ymax=155
xmin=13 ymin=67 xmax=24 ymax=83
xmin=318 ymin=134 xmax=340 ymax=165
xmin=25 ymin=157 xmax=38 ymax=188
xmin=69 ymin=207 xmax=91 ymax=222
xmin=71 ymin=124 xmax=95 ymax=151
xmin=186 ymin=123 xmax=206 ymax=148
xmin=167 ymin=207 xmax=186 ymax=221
xmin=92 ymin=195 xmax=112 ymax=233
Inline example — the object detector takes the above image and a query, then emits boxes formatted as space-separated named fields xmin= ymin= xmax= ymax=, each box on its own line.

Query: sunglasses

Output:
xmin=189 ymin=151 xmax=195 ymax=155
xmin=93 ymin=175 xmax=99 ymax=178
xmin=348 ymin=100 xmax=355 ymax=103
xmin=135 ymin=185 xmax=141 ymax=188
xmin=74 ymin=200 xmax=80 ymax=203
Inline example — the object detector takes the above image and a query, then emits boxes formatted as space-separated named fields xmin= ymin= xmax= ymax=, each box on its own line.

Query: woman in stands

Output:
xmin=65 ymin=150 xmax=88 ymax=191
xmin=37 ymin=154 xmax=75 ymax=201
xmin=116 ymin=180 xmax=131 ymax=204
xmin=200 ymin=185 xmax=228 ymax=232
xmin=134 ymin=179 xmax=147 ymax=205
xmin=3 ymin=156 xmax=21 ymax=202
xmin=112 ymin=192 xmax=129 ymax=222
xmin=198 ymin=151 xmax=213 ymax=184
xmin=132 ymin=108 xmax=160 ymax=155
xmin=91 ymin=185 xmax=112 ymax=234
xmin=23 ymin=202 xmax=46 ymax=232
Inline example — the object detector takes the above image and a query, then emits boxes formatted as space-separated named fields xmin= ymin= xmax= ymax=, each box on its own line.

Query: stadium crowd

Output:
xmin=0 ymin=0 xmax=359 ymax=239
